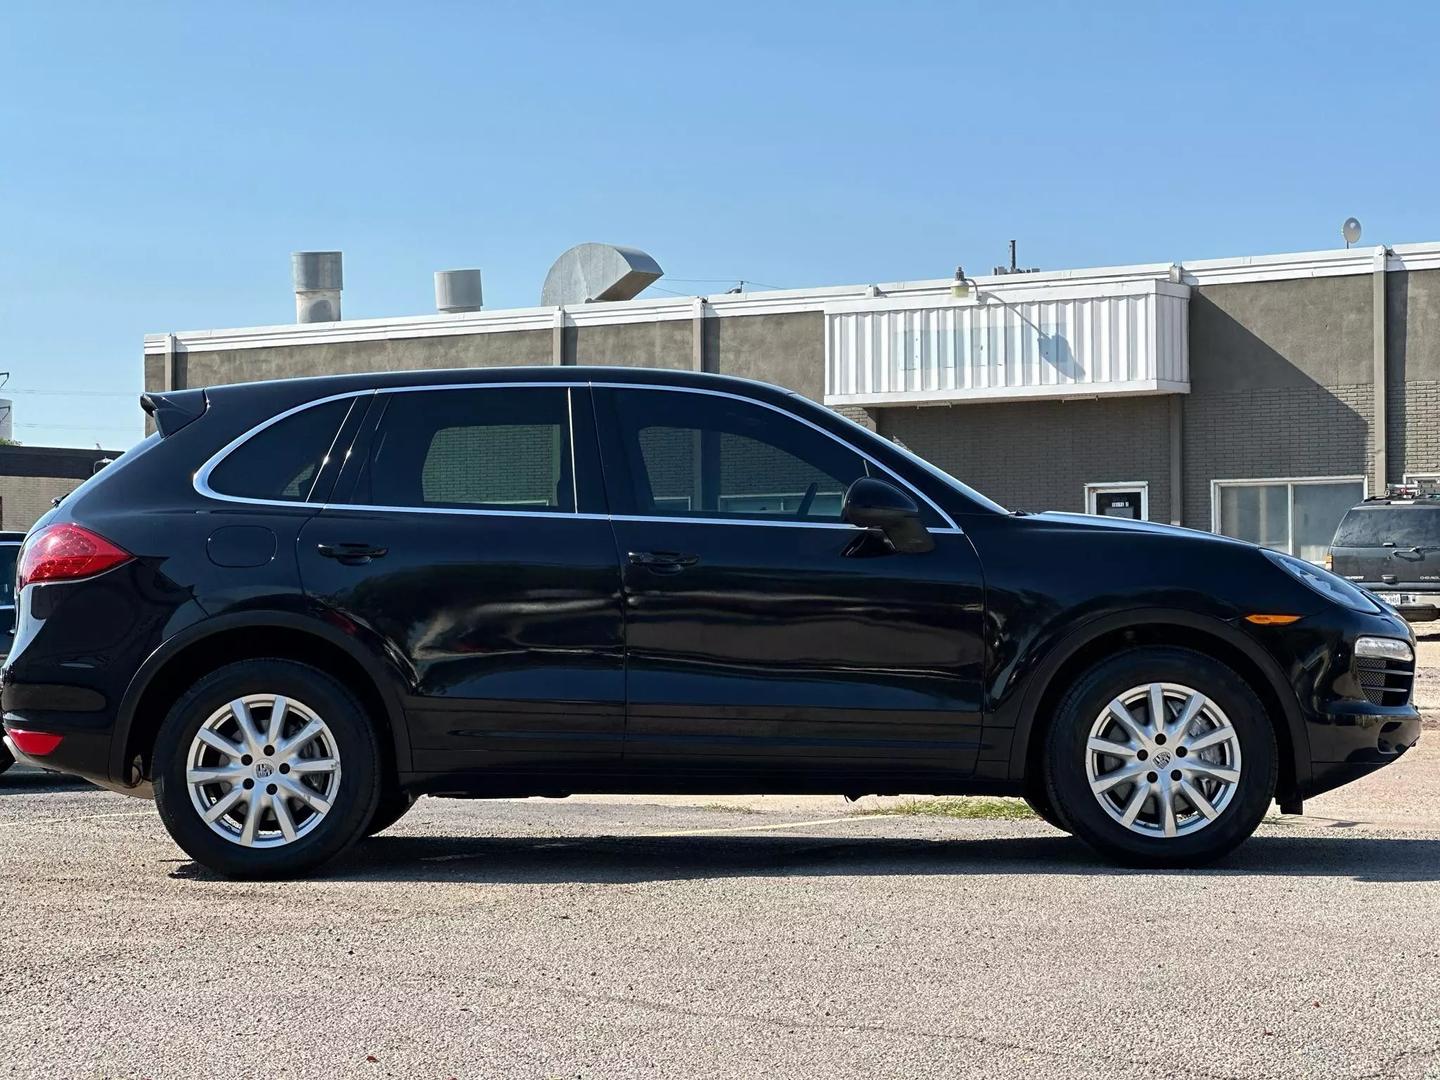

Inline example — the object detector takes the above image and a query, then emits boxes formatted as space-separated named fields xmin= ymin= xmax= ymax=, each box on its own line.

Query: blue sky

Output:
xmin=3 ymin=0 xmax=1439 ymax=448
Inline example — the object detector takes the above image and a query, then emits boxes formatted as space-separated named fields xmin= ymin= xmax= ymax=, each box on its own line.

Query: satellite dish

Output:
xmin=1342 ymin=217 xmax=1363 ymax=247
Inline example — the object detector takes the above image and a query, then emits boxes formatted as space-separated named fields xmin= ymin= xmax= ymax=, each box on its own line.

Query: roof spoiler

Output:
xmin=140 ymin=388 xmax=207 ymax=437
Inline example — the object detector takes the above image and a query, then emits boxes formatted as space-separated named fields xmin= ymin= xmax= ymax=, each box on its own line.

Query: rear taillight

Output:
xmin=17 ymin=523 xmax=132 ymax=590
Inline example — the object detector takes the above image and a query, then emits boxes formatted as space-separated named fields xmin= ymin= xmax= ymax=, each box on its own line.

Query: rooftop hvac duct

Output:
xmin=434 ymin=269 xmax=484 ymax=314
xmin=292 ymin=251 xmax=343 ymax=323
xmin=541 ymin=243 xmax=663 ymax=307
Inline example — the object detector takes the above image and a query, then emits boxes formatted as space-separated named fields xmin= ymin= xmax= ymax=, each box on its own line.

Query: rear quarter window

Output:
xmin=206 ymin=398 xmax=354 ymax=502
xmin=1333 ymin=505 xmax=1440 ymax=548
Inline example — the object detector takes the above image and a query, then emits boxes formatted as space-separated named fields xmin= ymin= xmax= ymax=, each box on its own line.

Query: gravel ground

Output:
xmin=1414 ymin=625 xmax=1440 ymax=712
xmin=2 ymin=730 xmax=1439 ymax=1080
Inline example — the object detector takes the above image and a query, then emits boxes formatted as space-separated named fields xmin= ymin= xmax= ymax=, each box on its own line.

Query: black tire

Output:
xmin=365 ymin=788 xmax=415 ymax=837
xmin=1022 ymin=788 xmax=1069 ymax=833
xmin=0 ymin=740 xmax=13 ymax=777
xmin=1043 ymin=646 xmax=1276 ymax=868
xmin=153 ymin=659 xmax=381 ymax=879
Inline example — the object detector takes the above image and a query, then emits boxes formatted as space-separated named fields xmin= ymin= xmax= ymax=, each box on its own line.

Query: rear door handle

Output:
xmin=627 ymin=550 xmax=699 ymax=573
xmin=316 ymin=541 xmax=388 ymax=566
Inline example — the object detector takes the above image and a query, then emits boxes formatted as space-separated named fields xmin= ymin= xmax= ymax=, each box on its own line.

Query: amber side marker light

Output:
xmin=1245 ymin=614 xmax=1303 ymax=626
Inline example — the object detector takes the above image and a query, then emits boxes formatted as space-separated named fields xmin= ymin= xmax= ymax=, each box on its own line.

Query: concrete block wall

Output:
xmin=145 ymin=330 xmax=554 ymax=392
xmin=1182 ymin=275 xmax=1380 ymax=529
xmin=1181 ymin=382 xmax=1372 ymax=530
xmin=875 ymin=396 xmax=1174 ymax=517
xmin=1388 ymin=269 xmax=1440 ymax=481
xmin=0 ymin=475 xmax=85 ymax=531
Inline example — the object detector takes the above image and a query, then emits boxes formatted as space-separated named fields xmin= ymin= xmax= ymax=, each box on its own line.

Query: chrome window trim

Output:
xmin=193 ymin=379 xmax=962 ymax=533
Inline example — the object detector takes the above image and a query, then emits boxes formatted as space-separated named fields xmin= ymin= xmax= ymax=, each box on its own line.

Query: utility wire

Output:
xmin=3 ymin=388 xmax=135 ymax=398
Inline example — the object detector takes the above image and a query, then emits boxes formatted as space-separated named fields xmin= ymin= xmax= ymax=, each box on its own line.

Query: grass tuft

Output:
xmin=868 ymin=797 xmax=1036 ymax=821
xmin=695 ymin=802 xmax=761 ymax=815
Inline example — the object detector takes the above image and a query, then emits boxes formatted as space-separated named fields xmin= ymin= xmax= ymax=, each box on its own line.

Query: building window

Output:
xmin=1085 ymin=482 xmax=1149 ymax=521
xmin=1211 ymin=477 xmax=1365 ymax=564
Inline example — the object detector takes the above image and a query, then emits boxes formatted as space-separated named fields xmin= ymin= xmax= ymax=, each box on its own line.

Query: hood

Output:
xmin=1033 ymin=511 xmax=1255 ymax=548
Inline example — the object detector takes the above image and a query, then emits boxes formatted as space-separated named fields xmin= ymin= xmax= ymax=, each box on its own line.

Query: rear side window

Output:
xmin=207 ymin=398 xmax=353 ymax=503
xmin=1334 ymin=505 xmax=1440 ymax=548
xmin=350 ymin=387 xmax=575 ymax=513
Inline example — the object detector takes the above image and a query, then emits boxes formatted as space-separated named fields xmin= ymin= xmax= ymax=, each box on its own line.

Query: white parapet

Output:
xmin=824 ymin=277 xmax=1189 ymax=407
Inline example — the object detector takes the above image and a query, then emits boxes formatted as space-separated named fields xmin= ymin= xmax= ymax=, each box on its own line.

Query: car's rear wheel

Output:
xmin=0 ymin=740 xmax=13 ymax=777
xmin=1043 ymin=647 xmax=1276 ymax=867
xmin=153 ymin=659 xmax=380 ymax=879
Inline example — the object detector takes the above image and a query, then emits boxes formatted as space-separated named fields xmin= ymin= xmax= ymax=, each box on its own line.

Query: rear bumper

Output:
xmin=1 ymin=731 xmax=153 ymax=799
xmin=1 ymin=707 xmax=124 ymax=791
xmin=1363 ymin=590 xmax=1440 ymax=623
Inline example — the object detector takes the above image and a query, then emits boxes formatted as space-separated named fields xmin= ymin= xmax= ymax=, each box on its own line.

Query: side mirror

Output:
xmin=842 ymin=477 xmax=934 ymax=554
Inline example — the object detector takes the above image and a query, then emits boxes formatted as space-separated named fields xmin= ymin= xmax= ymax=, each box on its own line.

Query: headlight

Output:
xmin=1355 ymin=636 xmax=1414 ymax=662
xmin=1261 ymin=549 xmax=1380 ymax=613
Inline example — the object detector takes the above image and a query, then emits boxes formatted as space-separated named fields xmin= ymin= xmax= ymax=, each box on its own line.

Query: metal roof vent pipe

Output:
xmin=434 ymin=269 xmax=484 ymax=314
xmin=292 ymin=251 xmax=343 ymax=323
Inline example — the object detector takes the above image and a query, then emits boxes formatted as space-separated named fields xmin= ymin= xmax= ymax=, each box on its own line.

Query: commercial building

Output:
xmin=143 ymin=242 xmax=1440 ymax=561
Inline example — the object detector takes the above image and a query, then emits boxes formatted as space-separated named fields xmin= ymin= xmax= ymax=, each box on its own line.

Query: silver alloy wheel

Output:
xmin=184 ymin=694 xmax=342 ymax=848
xmin=1084 ymin=682 xmax=1242 ymax=839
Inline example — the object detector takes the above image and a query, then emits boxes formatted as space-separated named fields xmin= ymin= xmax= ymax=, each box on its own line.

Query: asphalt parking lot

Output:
xmin=3 ymin=634 xmax=1438 ymax=1080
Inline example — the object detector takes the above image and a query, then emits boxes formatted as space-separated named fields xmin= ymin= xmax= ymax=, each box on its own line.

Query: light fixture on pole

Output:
xmin=951 ymin=265 xmax=977 ymax=300
xmin=1342 ymin=217 xmax=1363 ymax=249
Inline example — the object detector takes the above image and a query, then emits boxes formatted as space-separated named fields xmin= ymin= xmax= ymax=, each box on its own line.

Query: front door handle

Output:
xmin=628 ymin=550 xmax=699 ymax=573
xmin=316 ymin=541 xmax=388 ymax=566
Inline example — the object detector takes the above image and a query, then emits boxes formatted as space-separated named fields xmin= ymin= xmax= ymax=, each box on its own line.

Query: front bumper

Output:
xmin=1301 ymin=707 xmax=1422 ymax=800
xmin=1290 ymin=612 xmax=1423 ymax=799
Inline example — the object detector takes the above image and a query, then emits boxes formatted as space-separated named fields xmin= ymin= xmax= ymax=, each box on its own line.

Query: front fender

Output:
xmin=999 ymin=607 xmax=1311 ymax=792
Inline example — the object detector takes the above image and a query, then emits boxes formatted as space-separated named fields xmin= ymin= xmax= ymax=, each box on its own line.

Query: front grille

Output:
xmin=1354 ymin=656 xmax=1414 ymax=707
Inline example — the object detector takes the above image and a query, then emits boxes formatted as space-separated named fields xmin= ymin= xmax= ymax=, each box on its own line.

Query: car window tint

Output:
xmin=608 ymin=389 xmax=867 ymax=521
xmin=1334 ymin=505 xmax=1440 ymax=547
xmin=208 ymin=398 xmax=352 ymax=502
xmin=354 ymin=387 xmax=574 ymax=513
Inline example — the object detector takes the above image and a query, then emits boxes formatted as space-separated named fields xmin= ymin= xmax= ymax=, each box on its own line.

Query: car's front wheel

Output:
xmin=1043 ymin=646 xmax=1276 ymax=867
xmin=153 ymin=659 xmax=381 ymax=879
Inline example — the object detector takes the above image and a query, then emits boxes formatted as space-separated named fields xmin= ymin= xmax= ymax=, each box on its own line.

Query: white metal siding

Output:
xmin=824 ymin=279 xmax=1189 ymax=406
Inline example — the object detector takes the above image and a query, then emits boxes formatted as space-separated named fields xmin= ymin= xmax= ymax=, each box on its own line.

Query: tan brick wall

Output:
xmin=0 ymin=475 xmax=84 ymax=531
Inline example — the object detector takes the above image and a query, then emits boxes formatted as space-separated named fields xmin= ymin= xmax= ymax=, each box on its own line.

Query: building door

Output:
xmin=297 ymin=384 xmax=626 ymax=775
xmin=592 ymin=384 xmax=987 ymax=783
xmin=1086 ymin=482 xmax=1149 ymax=521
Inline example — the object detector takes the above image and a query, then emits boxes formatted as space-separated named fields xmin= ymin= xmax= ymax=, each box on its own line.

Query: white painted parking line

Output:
xmin=634 ymin=814 xmax=886 ymax=838
xmin=417 ymin=814 xmax=888 ymax=862
xmin=0 ymin=810 xmax=155 ymax=830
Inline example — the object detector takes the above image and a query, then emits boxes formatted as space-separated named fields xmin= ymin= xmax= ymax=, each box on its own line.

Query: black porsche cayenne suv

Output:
xmin=1 ymin=367 xmax=1421 ymax=877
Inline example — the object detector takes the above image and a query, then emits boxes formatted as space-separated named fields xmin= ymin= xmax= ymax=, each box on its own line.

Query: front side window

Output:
xmin=601 ymin=388 xmax=868 ymax=521
xmin=1214 ymin=478 xmax=1364 ymax=563
xmin=351 ymin=387 xmax=574 ymax=513
xmin=207 ymin=397 xmax=354 ymax=502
